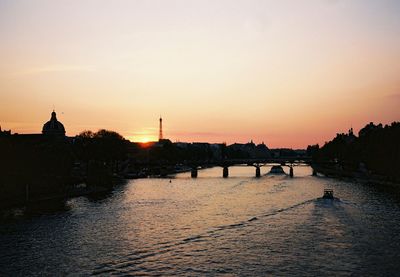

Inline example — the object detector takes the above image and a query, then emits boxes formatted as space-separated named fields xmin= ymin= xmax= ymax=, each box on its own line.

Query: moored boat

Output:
xmin=269 ymin=165 xmax=285 ymax=174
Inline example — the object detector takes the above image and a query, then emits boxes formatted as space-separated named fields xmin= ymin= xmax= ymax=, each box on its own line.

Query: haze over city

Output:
xmin=1 ymin=0 xmax=399 ymax=147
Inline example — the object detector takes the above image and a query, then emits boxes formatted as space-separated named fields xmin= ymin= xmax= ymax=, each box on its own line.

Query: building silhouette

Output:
xmin=0 ymin=126 xmax=11 ymax=136
xmin=42 ymin=110 xmax=66 ymax=137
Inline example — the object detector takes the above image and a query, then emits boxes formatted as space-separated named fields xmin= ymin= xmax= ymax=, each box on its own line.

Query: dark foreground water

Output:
xmin=1 ymin=166 xmax=400 ymax=276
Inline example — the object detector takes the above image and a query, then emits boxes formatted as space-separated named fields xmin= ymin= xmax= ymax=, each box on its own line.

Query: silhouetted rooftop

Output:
xmin=42 ymin=111 xmax=65 ymax=136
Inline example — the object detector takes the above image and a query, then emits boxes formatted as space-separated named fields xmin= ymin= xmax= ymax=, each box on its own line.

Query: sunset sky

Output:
xmin=0 ymin=0 xmax=399 ymax=148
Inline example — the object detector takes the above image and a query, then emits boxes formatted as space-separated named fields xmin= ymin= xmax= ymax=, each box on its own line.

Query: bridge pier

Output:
xmin=289 ymin=166 xmax=294 ymax=178
xmin=191 ymin=168 xmax=198 ymax=178
xmin=312 ymin=168 xmax=317 ymax=176
xmin=255 ymin=166 xmax=261 ymax=178
xmin=223 ymin=166 xmax=229 ymax=178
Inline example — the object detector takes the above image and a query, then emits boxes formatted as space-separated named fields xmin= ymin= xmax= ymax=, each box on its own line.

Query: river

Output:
xmin=1 ymin=166 xmax=400 ymax=276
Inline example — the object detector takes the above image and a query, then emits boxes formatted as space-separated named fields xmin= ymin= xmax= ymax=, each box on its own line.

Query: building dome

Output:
xmin=42 ymin=111 xmax=66 ymax=136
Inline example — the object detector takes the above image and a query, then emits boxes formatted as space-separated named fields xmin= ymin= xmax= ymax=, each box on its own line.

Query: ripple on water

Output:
xmin=1 ymin=166 xmax=400 ymax=276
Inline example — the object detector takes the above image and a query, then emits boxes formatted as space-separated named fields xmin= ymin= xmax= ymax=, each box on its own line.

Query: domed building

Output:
xmin=42 ymin=110 xmax=66 ymax=136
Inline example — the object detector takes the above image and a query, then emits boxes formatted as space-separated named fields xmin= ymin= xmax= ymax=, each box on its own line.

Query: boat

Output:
xmin=269 ymin=165 xmax=285 ymax=174
xmin=322 ymin=189 xmax=334 ymax=199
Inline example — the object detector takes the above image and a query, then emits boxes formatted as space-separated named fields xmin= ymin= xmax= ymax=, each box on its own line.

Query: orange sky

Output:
xmin=0 ymin=0 xmax=399 ymax=148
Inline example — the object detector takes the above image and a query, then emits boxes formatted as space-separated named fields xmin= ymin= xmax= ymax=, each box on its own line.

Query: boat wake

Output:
xmin=92 ymin=198 xmax=320 ymax=275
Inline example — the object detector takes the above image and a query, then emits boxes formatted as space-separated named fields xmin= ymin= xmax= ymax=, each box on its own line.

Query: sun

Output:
xmin=131 ymin=135 xmax=158 ymax=143
xmin=137 ymin=136 xmax=154 ymax=143
xmin=126 ymin=130 xmax=158 ymax=143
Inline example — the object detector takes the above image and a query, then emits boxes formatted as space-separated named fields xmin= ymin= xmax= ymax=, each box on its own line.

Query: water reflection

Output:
xmin=1 ymin=166 xmax=400 ymax=275
xmin=1 ymin=200 xmax=70 ymax=222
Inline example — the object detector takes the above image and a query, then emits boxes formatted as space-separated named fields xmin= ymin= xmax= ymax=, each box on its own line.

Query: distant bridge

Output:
xmin=187 ymin=157 xmax=313 ymax=178
xmin=130 ymin=157 xmax=315 ymax=178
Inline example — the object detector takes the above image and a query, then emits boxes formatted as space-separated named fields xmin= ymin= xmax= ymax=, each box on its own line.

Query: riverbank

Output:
xmin=313 ymin=165 xmax=400 ymax=187
xmin=0 ymin=174 xmax=127 ymax=211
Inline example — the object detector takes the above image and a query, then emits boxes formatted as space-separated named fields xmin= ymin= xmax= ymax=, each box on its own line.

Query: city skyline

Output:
xmin=1 ymin=0 xmax=399 ymax=148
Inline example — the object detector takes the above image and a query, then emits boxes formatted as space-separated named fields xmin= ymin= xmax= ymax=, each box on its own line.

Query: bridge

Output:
xmin=187 ymin=157 xmax=314 ymax=178
xmin=129 ymin=157 xmax=314 ymax=178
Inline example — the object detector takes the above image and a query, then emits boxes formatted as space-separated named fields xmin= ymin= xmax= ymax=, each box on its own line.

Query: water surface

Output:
xmin=1 ymin=166 xmax=400 ymax=276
